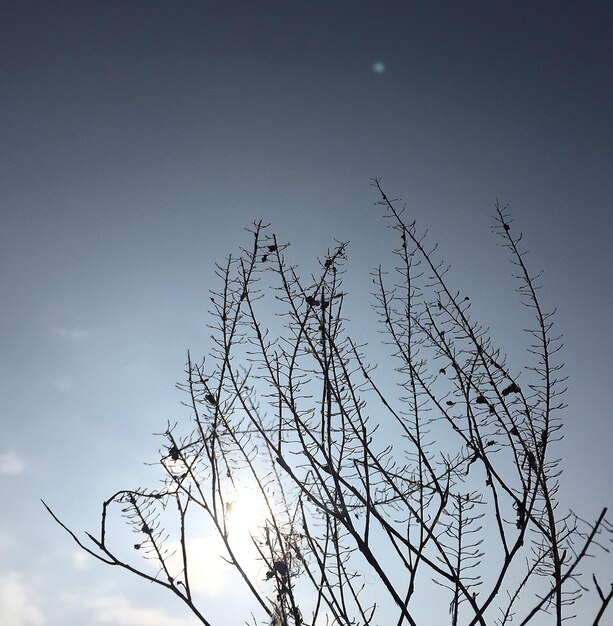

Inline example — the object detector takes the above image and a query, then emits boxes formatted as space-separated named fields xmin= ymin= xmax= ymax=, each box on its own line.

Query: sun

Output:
xmin=172 ymin=487 xmax=273 ymax=598
xmin=225 ymin=485 xmax=271 ymax=536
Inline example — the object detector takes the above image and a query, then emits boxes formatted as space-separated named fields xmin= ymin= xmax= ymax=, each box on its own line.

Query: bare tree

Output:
xmin=45 ymin=181 xmax=612 ymax=625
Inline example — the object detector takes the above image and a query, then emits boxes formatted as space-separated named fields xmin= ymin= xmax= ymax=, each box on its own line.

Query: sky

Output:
xmin=1 ymin=1 xmax=612 ymax=625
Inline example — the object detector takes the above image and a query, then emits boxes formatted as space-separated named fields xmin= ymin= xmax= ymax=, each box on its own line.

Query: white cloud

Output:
xmin=0 ymin=451 xmax=26 ymax=475
xmin=88 ymin=595 xmax=196 ymax=626
xmin=55 ymin=327 xmax=88 ymax=340
xmin=0 ymin=571 xmax=45 ymax=625
xmin=58 ymin=592 xmax=81 ymax=605
xmin=72 ymin=551 xmax=91 ymax=570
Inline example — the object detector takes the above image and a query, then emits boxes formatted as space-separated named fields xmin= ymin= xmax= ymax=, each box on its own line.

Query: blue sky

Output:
xmin=1 ymin=2 xmax=611 ymax=624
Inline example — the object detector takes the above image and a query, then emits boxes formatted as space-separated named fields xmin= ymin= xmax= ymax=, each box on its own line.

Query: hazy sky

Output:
xmin=1 ymin=2 xmax=611 ymax=625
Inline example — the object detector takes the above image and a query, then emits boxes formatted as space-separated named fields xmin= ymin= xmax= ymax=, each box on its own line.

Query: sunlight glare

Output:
xmin=225 ymin=485 xmax=271 ymax=537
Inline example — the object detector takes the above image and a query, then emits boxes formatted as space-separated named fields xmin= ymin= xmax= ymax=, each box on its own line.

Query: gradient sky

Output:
xmin=1 ymin=2 xmax=611 ymax=625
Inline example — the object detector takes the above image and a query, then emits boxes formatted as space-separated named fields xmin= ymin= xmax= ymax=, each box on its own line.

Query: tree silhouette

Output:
xmin=45 ymin=181 xmax=612 ymax=625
